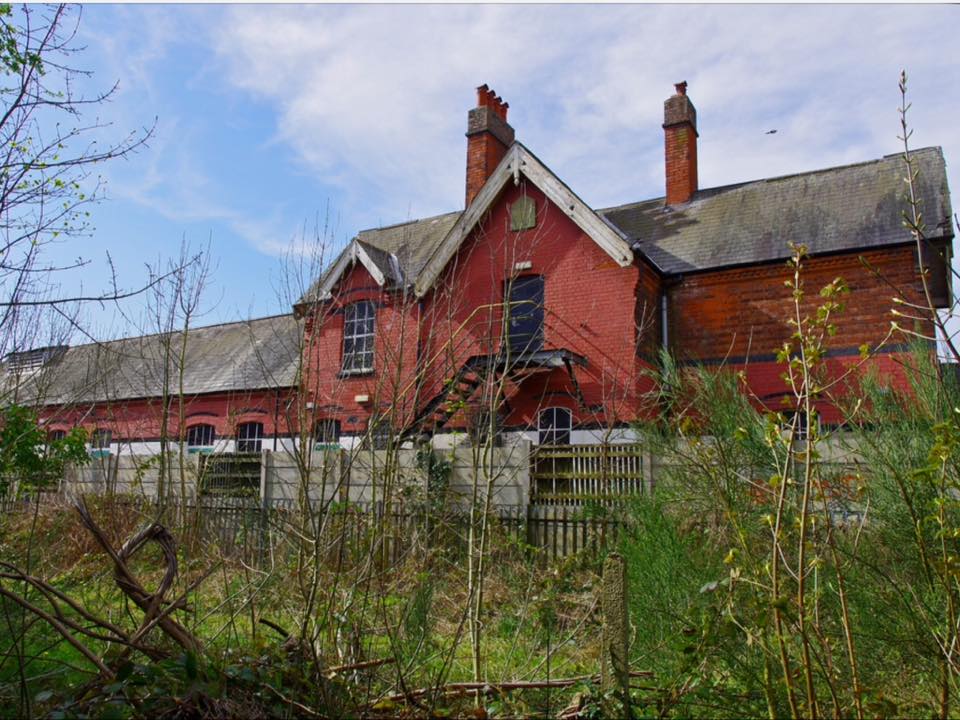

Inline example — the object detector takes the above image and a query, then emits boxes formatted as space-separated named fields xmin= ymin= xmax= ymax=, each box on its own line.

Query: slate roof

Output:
xmin=301 ymin=146 xmax=952 ymax=297
xmin=298 ymin=211 xmax=462 ymax=307
xmin=6 ymin=314 xmax=301 ymax=406
xmin=600 ymin=147 xmax=953 ymax=274
xmin=357 ymin=211 xmax=463 ymax=280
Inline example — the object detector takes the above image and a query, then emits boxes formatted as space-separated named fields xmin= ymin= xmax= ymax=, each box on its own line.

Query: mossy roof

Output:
xmin=303 ymin=147 xmax=951 ymax=296
xmin=600 ymin=146 xmax=952 ymax=274
xmin=8 ymin=314 xmax=302 ymax=406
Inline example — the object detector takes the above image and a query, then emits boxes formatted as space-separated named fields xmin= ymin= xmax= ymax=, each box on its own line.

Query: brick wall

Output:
xmin=666 ymin=244 xmax=932 ymax=421
xmin=466 ymin=131 xmax=510 ymax=208
xmin=422 ymin=181 xmax=647 ymax=431
xmin=303 ymin=264 xmax=420 ymax=434
xmin=40 ymin=387 xmax=296 ymax=445
xmin=665 ymin=124 xmax=698 ymax=205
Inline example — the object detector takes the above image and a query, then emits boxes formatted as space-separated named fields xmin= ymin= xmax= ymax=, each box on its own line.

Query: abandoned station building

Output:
xmin=6 ymin=83 xmax=954 ymax=457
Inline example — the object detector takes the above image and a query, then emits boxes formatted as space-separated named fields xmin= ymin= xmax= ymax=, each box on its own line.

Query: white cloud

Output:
xmin=210 ymin=4 xmax=960 ymax=222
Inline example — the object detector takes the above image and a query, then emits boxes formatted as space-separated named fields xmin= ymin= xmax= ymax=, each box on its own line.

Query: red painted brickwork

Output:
xmin=635 ymin=255 xmax=663 ymax=361
xmin=664 ymin=82 xmax=698 ymax=206
xmin=303 ymin=261 xmax=420 ymax=434
xmin=39 ymin=388 xmax=296 ymax=444
xmin=466 ymin=133 xmax=508 ymax=208
xmin=465 ymin=86 xmax=513 ymax=207
xmin=303 ymin=180 xmax=655 ymax=436
xmin=420 ymin=181 xmax=650 ymax=431
xmin=667 ymin=245 xmax=933 ymax=422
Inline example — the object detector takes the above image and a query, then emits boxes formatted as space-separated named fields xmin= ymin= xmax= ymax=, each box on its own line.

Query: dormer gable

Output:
xmin=294 ymin=239 xmax=402 ymax=315
xmin=414 ymin=143 xmax=634 ymax=297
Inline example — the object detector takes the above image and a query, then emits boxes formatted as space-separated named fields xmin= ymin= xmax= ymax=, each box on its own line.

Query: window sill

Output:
xmin=338 ymin=368 xmax=374 ymax=378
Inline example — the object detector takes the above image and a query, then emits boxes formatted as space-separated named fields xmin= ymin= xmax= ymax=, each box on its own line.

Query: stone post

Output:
xmin=601 ymin=552 xmax=633 ymax=718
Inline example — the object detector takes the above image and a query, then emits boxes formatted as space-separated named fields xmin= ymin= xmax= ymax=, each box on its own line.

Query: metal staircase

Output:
xmin=400 ymin=348 xmax=589 ymax=441
xmin=405 ymin=355 xmax=489 ymax=438
xmin=386 ymin=300 xmax=642 ymax=443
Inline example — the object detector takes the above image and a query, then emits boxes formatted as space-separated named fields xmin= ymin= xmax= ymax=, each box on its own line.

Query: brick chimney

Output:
xmin=663 ymin=81 xmax=698 ymax=206
xmin=465 ymin=84 xmax=515 ymax=207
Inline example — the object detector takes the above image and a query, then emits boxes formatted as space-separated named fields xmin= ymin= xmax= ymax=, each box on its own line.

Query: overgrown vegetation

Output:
xmin=0 ymin=496 xmax=613 ymax=719
xmin=0 ymin=405 xmax=87 ymax=496
xmin=1 ymin=4 xmax=956 ymax=714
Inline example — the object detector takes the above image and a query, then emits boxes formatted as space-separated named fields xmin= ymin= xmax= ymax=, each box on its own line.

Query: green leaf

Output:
xmin=184 ymin=650 xmax=198 ymax=680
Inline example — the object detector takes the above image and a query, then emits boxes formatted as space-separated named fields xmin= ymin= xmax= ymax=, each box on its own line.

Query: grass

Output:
xmin=0 ymin=496 xmax=614 ymax=718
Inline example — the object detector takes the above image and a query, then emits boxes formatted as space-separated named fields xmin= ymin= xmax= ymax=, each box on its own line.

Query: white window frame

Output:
xmin=342 ymin=301 xmax=376 ymax=374
xmin=186 ymin=423 xmax=216 ymax=451
xmin=236 ymin=422 xmax=264 ymax=454
xmin=538 ymin=407 xmax=572 ymax=445
xmin=314 ymin=418 xmax=341 ymax=449
xmin=90 ymin=428 xmax=112 ymax=457
xmin=783 ymin=410 xmax=819 ymax=441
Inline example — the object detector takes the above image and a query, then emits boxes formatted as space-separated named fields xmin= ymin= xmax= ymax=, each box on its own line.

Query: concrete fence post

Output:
xmin=519 ymin=437 xmax=532 ymax=510
xmin=643 ymin=450 xmax=655 ymax=494
xmin=260 ymin=449 xmax=272 ymax=509
xmin=601 ymin=552 xmax=633 ymax=718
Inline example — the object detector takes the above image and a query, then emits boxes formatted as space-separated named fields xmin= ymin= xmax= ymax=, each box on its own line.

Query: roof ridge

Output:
xmin=357 ymin=209 xmax=463 ymax=236
xmin=599 ymin=146 xmax=943 ymax=215
xmin=62 ymin=313 xmax=296 ymax=352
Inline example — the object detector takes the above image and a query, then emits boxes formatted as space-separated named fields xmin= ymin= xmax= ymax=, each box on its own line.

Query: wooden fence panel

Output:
xmin=530 ymin=444 xmax=645 ymax=506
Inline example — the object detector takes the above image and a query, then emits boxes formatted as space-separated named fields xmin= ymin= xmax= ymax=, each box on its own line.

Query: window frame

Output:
xmin=314 ymin=418 xmax=342 ymax=449
xmin=90 ymin=428 xmax=112 ymax=456
xmin=235 ymin=422 xmax=264 ymax=454
xmin=538 ymin=407 xmax=572 ymax=445
xmin=365 ymin=415 xmax=392 ymax=451
xmin=341 ymin=300 xmax=376 ymax=375
xmin=783 ymin=410 xmax=818 ymax=442
xmin=186 ymin=423 xmax=216 ymax=451
xmin=504 ymin=274 xmax=545 ymax=357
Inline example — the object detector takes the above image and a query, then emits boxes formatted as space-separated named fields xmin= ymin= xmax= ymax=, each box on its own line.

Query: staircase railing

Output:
xmin=379 ymin=298 xmax=649 ymax=434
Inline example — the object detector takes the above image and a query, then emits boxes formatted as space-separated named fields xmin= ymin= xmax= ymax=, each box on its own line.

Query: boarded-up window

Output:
xmin=510 ymin=196 xmax=536 ymax=231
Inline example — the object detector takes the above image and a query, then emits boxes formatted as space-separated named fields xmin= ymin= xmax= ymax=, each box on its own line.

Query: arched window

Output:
xmin=342 ymin=301 xmax=375 ymax=373
xmin=314 ymin=418 xmax=341 ymax=448
xmin=538 ymin=408 xmax=572 ymax=445
xmin=186 ymin=424 xmax=215 ymax=449
xmin=90 ymin=428 xmax=112 ymax=455
xmin=236 ymin=422 xmax=264 ymax=454
xmin=46 ymin=428 xmax=67 ymax=456
xmin=91 ymin=428 xmax=111 ymax=449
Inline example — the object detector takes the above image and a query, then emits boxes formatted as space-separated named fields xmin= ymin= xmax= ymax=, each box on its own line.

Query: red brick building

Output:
xmin=7 ymin=83 xmax=954 ymax=454
xmin=295 ymin=83 xmax=953 ymax=447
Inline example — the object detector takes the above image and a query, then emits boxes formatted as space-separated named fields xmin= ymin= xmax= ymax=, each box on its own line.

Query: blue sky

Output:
xmin=41 ymin=3 xmax=960 ymax=337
